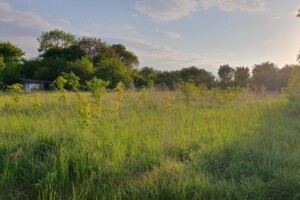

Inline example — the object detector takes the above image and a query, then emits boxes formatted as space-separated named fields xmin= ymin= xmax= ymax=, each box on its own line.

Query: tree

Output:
xmin=0 ymin=56 xmax=5 ymax=87
xmin=251 ymin=62 xmax=279 ymax=91
xmin=135 ymin=67 xmax=159 ymax=88
xmin=111 ymin=44 xmax=139 ymax=68
xmin=234 ymin=66 xmax=250 ymax=87
xmin=62 ymin=72 xmax=80 ymax=91
xmin=154 ymin=71 xmax=180 ymax=90
xmin=95 ymin=58 xmax=132 ymax=88
xmin=218 ymin=64 xmax=234 ymax=88
xmin=29 ymin=57 xmax=67 ymax=81
xmin=179 ymin=66 xmax=215 ymax=88
xmin=0 ymin=56 xmax=5 ymax=71
xmin=66 ymin=56 xmax=94 ymax=82
xmin=41 ymin=45 xmax=85 ymax=61
xmin=53 ymin=75 xmax=67 ymax=91
xmin=77 ymin=37 xmax=117 ymax=63
xmin=0 ymin=41 xmax=25 ymax=63
xmin=37 ymin=29 xmax=77 ymax=54
xmin=277 ymin=65 xmax=294 ymax=89
xmin=0 ymin=62 xmax=23 ymax=85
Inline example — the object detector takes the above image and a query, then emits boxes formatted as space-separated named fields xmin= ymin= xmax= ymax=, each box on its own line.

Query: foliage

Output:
xmin=1 ymin=29 xmax=299 ymax=93
xmin=134 ymin=67 xmax=158 ymax=88
xmin=62 ymin=72 xmax=81 ymax=91
xmin=177 ymin=80 xmax=199 ymax=105
xmin=284 ymin=65 xmax=300 ymax=99
xmin=111 ymin=82 xmax=126 ymax=115
xmin=179 ymin=66 xmax=215 ymax=88
xmin=112 ymin=44 xmax=139 ymax=68
xmin=218 ymin=64 xmax=234 ymax=89
xmin=41 ymin=45 xmax=85 ymax=61
xmin=22 ymin=57 xmax=68 ymax=81
xmin=251 ymin=62 xmax=279 ymax=91
xmin=37 ymin=29 xmax=77 ymax=54
xmin=77 ymin=37 xmax=117 ymax=63
xmin=0 ymin=81 xmax=5 ymax=90
xmin=6 ymin=83 xmax=23 ymax=102
xmin=52 ymin=76 xmax=67 ymax=91
xmin=0 ymin=91 xmax=299 ymax=199
xmin=0 ymin=41 xmax=25 ymax=63
xmin=86 ymin=77 xmax=109 ymax=101
xmin=95 ymin=58 xmax=132 ymax=89
xmin=0 ymin=62 xmax=23 ymax=85
xmin=234 ymin=66 xmax=250 ymax=87
xmin=0 ymin=56 xmax=5 ymax=70
xmin=66 ymin=56 xmax=94 ymax=82
xmin=155 ymin=71 xmax=180 ymax=90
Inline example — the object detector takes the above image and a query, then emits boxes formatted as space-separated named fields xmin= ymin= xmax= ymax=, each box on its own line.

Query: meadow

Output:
xmin=0 ymin=87 xmax=300 ymax=199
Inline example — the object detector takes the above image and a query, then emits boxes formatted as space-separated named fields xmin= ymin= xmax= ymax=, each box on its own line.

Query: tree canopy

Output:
xmin=0 ymin=28 xmax=298 ymax=92
xmin=112 ymin=44 xmax=139 ymax=68
xmin=218 ymin=64 xmax=234 ymax=88
xmin=0 ymin=41 xmax=25 ymax=63
xmin=37 ymin=29 xmax=77 ymax=54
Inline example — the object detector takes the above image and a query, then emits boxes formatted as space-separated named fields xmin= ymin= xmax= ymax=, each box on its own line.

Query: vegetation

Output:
xmin=0 ymin=87 xmax=300 ymax=199
xmin=0 ymin=12 xmax=299 ymax=200
xmin=1 ymin=28 xmax=299 ymax=92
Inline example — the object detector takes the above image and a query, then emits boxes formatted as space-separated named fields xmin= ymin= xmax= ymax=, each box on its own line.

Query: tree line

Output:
xmin=0 ymin=29 xmax=299 ymax=91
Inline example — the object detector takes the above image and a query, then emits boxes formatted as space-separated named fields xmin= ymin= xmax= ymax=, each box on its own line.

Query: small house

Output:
xmin=20 ymin=79 xmax=53 ymax=92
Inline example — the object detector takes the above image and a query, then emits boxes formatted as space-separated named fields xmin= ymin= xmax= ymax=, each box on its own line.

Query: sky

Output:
xmin=0 ymin=0 xmax=299 ymax=74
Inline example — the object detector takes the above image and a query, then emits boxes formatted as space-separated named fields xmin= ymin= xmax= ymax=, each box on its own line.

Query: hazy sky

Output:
xmin=0 ymin=0 xmax=299 ymax=73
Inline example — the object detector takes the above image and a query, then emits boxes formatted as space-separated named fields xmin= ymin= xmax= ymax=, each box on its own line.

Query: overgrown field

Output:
xmin=0 ymin=89 xmax=300 ymax=199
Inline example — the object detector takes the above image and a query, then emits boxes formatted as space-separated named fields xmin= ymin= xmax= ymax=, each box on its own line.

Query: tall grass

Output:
xmin=0 ymin=89 xmax=299 ymax=199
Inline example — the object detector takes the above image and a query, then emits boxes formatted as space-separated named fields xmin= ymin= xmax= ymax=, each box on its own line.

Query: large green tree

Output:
xmin=37 ymin=29 xmax=77 ymax=54
xmin=66 ymin=56 xmax=94 ymax=82
xmin=0 ymin=62 xmax=23 ymax=85
xmin=234 ymin=66 xmax=250 ymax=87
xmin=136 ymin=66 xmax=159 ymax=88
xmin=95 ymin=58 xmax=132 ymax=88
xmin=179 ymin=66 xmax=215 ymax=88
xmin=252 ymin=62 xmax=279 ymax=91
xmin=218 ymin=64 xmax=234 ymax=88
xmin=111 ymin=44 xmax=139 ymax=68
xmin=41 ymin=45 xmax=85 ymax=61
xmin=154 ymin=71 xmax=180 ymax=90
xmin=77 ymin=37 xmax=117 ymax=63
xmin=0 ymin=41 xmax=25 ymax=63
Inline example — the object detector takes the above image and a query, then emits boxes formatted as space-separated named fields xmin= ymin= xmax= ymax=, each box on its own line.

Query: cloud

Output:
xmin=0 ymin=1 xmax=58 ymax=57
xmin=200 ymin=0 xmax=266 ymax=12
xmin=133 ymin=0 xmax=198 ymax=22
xmin=116 ymin=36 xmax=161 ymax=50
xmin=154 ymin=30 xmax=182 ymax=39
xmin=162 ymin=31 xmax=182 ymax=39
xmin=0 ymin=1 xmax=54 ymax=36
xmin=133 ymin=0 xmax=266 ymax=22
xmin=57 ymin=18 xmax=71 ymax=25
xmin=118 ymin=36 xmax=226 ymax=71
xmin=273 ymin=16 xmax=281 ymax=20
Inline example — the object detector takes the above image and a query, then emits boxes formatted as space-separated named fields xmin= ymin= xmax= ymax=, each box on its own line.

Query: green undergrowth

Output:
xmin=0 ymin=90 xmax=299 ymax=199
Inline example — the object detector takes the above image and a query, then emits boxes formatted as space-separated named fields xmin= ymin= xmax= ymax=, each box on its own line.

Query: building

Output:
xmin=20 ymin=79 xmax=53 ymax=92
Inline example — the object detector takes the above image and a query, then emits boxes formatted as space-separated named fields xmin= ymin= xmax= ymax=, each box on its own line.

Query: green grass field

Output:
xmin=0 ymin=89 xmax=300 ymax=199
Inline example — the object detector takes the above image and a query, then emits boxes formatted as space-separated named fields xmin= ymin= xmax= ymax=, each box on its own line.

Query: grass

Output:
xmin=0 ymin=89 xmax=299 ymax=199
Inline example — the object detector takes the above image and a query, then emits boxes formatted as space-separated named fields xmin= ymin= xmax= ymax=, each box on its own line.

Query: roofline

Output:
xmin=20 ymin=79 xmax=53 ymax=84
